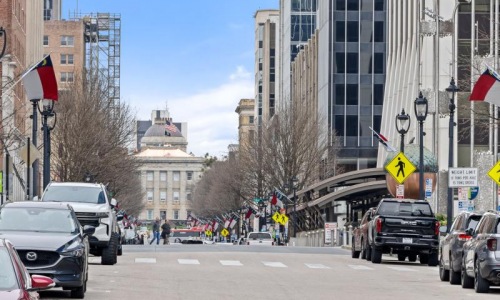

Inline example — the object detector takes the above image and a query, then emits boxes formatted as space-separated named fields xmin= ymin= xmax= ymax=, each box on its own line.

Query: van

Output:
xmin=169 ymin=228 xmax=203 ymax=244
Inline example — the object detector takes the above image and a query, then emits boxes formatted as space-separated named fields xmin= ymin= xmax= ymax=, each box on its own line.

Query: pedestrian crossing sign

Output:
xmin=487 ymin=160 xmax=500 ymax=186
xmin=221 ymin=228 xmax=229 ymax=237
xmin=385 ymin=152 xmax=416 ymax=184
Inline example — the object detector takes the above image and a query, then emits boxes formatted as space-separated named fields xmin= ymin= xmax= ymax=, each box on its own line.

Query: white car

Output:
xmin=246 ymin=232 xmax=274 ymax=246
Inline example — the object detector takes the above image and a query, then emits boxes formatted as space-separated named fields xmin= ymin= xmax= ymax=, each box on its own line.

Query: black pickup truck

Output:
xmin=367 ymin=198 xmax=440 ymax=266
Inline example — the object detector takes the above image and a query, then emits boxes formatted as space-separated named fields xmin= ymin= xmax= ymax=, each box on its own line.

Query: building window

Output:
xmin=374 ymin=84 xmax=384 ymax=105
xmin=346 ymin=84 xmax=358 ymax=105
xmin=336 ymin=53 xmax=345 ymax=73
xmin=160 ymin=171 xmax=167 ymax=181
xmin=347 ymin=21 xmax=359 ymax=42
xmin=374 ymin=53 xmax=384 ymax=74
xmin=336 ymin=0 xmax=345 ymax=10
xmin=160 ymin=210 xmax=167 ymax=220
xmin=335 ymin=84 xmax=345 ymax=105
xmin=375 ymin=0 xmax=384 ymax=11
xmin=43 ymin=35 xmax=49 ymax=46
xmin=346 ymin=116 xmax=359 ymax=136
xmin=347 ymin=0 xmax=359 ymax=11
xmin=147 ymin=190 xmax=153 ymax=202
xmin=173 ymin=171 xmax=180 ymax=181
xmin=160 ymin=190 xmax=167 ymax=202
xmin=336 ymin=21 xmax=345 ymax=42
xmin=173 ymin=210 xmax=179 ymax=220
xmin=60 ymin=54 xmax=74 ymax=65
xmin=186 ymin=190 xmax=192 ymax=201
xmin=374 ymin=21 xmax=384 ymax=42
xmin=147 ymin=210 xmax=153 ymax=220
xmin=60 ymin=35 xmax=74 ymax=46
xmin=249 ymin=116 xmax=254 ymax=124
xmin=146 ymin=171 xmax=154 ymax=181
xmin=60 ymin=72 xmax=74 ymax=83
xmin=347 ymin=53 xmax=358 ymax=73
xmin=186 ymin=171 xmax=193 ymax=181
xmin=173 ymin=190 xmax=180 ymax=203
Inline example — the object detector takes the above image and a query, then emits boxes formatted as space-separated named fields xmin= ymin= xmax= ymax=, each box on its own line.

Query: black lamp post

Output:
xmin=0 ymin=27 xmax=6 ymax=60
xmin=446 ymin=78 xmax=459 ymax=232
xmin=414 ymin=92 xmax=429 ymax=201
xmin=291 ymin=177 xmax=298 ymax=238
xmin=395 ymin=109 xmax=411 ymax=153
xmin=39 ymin=99 xmax=57 ymax=189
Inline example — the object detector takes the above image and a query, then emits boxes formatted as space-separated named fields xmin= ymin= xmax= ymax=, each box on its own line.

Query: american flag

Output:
xmin=165 ymin=120 xmax=178 ymax=133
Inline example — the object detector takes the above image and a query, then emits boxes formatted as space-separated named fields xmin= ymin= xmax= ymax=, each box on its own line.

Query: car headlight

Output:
xmin=96 ymin=212 xmax=109 ymax=218
xmin=62 ymin=240 xmax=85 ymax=257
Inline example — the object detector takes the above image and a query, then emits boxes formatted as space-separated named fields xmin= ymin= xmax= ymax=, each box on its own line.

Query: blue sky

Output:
xmin=63 ymin=0 xmax=279 ymax=157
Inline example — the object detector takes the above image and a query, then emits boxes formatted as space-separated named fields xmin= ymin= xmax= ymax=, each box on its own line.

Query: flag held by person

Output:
xmin=22 ymin=54 xmax=58 ymax=101
xmin=369 ymin=126 xmax=397 ymax=152
xmin=470 ymin=66 xmax=500 ymax=105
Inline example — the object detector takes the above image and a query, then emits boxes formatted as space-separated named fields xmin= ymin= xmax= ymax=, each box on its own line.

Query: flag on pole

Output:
xmin=270 ymin=192 xmax=283 ymax=208
xmin=212 ymin=220 xmax=219 ymax=231
xmin=165 ymin=120 xmax=179 ymax=133
xmin=22 ymin=55 xmax=58 ymax=101
xmin=224 ymin=217 xmax=231 ymax=229
xmin=469 ymin=66 xmax=500 ymax=105
xmin=369 ymin=126 xmax=397 ymax=152
xmin=245 ymin=207 xmax=256 ymax=219
xmin=229 ymin=216 xmax=238 ymax=229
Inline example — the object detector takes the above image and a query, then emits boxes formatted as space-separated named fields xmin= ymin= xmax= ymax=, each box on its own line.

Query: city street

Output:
xmin=39 ymin=244 xmax=500 ymax=300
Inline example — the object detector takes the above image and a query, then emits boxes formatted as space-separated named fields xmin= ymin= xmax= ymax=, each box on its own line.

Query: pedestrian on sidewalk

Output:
xmin=149 ymin=217 xmax=161 ymax=245
xmin=161 ymin=219 xmax=171 ymax=245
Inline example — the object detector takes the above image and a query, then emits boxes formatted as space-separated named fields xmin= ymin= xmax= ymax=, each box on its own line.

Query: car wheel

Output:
xmin=408 ymin=254 xmax=417 ymax=262
xmin=371 ymin=247 xmax=382 ymax=264
xmin=70 ymin=282 xmax=85 ymax=299
xmin=365 ymin=244 xmax=372 ymax=261
xmin=427 ymin=252 xmax=438 ymax=267
xmin=101 ymin=232 xmax=119 ymax=265
xmin=474 ymin=259 xmax=490 ymax=293
xmin=439 ymin=255 xmax=450 ymax=281
xmin=397 ymin=254 xmax=406 ymax=262
xmin=461 ymin=265 xmax=474 ymax=289
xmin=419 ymin=254 xmax=429 ymax=265
xmin=449 ymin=257 xmax=460 ymax=285
xmin=351 ymin=238 xmax=360 ymax=259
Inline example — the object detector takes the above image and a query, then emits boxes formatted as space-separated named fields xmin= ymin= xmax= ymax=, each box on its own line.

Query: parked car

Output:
xmin=0 ymin=201 xmax=95 ymax=299
xmin=169 ymin=228 xmax=204 ymax=244
xmin=439 ymin=211 xmax=483 ymax=284
xmin=246 ymin=232 xmax=274 ymax=246
xmin=38 ymin=182 xmax=123 ymax=265
xmin=0 ymin=238 xmax=55 ymax=300
xmin=352 ymin=208 xmax=375 ymax=260
xmin=367 ymin=198 xmax=440 ymax=265
xmin=461 ymin=211 xmax=500 ymax=293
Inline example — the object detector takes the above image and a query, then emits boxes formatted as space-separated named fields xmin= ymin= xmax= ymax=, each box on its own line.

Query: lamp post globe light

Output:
xmin=395 ymin=109 xmax=411 ymax=153
xmin=39 ymin=99 xmax=57 ymax=189
xmin=445 ymin=78 xmax=459 ymax=232
xmin=414 ymin=92 xmax=429 ymax=201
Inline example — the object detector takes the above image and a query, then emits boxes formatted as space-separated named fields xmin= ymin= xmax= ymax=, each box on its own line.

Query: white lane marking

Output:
xmin=220 ymin=260 xmax=243 ymax=266
xmin=178 ymin=259 xmax=200 ymax=265
xmin=135 ymin=258 xmax=156 ymax=263
xmin=348 ymin=264 xmax=374 ymax=270
xmin=262 ymin=261 xmax=287 ymax=268
xmin=386 ymin=266 xmax=416 ymax=272
xmin=305 ymin=263 xmax=330 ymax=269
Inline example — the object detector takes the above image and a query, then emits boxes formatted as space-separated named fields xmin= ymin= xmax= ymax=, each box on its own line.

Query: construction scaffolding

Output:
xmin=72 ymin=12 xmax=121 ymax=114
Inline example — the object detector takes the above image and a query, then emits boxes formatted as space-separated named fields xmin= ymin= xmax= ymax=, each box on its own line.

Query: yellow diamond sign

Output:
xmin=272 ymin=212 xmax=281 ymax=223
xmin=221 ymin=228 xmax=229 ymax=237
xmin=279 ymin=214 xmax=289 ymax=226
xmin=488 ymin=160 xmax=500 ymax=186
xmin=385 ymin=152 xmax=416 ymax=184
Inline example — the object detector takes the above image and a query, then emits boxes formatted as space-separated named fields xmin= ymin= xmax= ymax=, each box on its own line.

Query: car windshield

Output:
xmin=0 ymin=248 xmax=19 ymax=291
xmin=248 ymin=233 xmax=272 ymax=240
xmin=0 ymin=207 xmax=78 ymax=233
xmin=377 ymin=202 xmax=433 ymax=217
xmin=466 ymin=216 xmax=482 ymax=231
xmin=42 ymin=186 xmax=106 ymax=204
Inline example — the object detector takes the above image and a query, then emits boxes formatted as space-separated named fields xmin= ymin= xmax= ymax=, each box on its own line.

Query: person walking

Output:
xmin=161 ymin=219 xmax=171 ymax=245
xmin=149 ymin=217 xmax=161 ymax=245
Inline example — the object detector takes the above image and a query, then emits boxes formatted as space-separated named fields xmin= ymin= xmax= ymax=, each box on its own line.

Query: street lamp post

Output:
xmin=39 ymin=100 xmax=56 ymax=189
xmin=395 ymin=109 xmax=411 ymax=153
xmin=0 ymin=27 xmax=6 ymax=60
xmin=414 ymin=92 xmax=429 ymax=201
xmin=446 ymin=78 xmax=459 ymax=232
xmin=292 ymin=177 xmax=298 ymax=238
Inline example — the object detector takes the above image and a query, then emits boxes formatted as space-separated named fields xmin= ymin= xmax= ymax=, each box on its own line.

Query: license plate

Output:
xmin=402 ymin=238 xmax=412 ymax=244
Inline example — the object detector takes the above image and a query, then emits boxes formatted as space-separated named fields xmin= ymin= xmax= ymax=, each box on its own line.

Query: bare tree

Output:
xmin=51 ymin=72 xmax=144 ymax=216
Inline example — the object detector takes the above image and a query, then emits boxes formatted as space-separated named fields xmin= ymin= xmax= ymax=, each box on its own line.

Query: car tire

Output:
xmin=70 ymin=282 xmax=85 ymax=299
xmin=474 ymin=259 xmax=490 ymax=293
xmin=427 ymin=252 xmax=438 ymax=267
xmin=408 ymin=254 xmax=417 ymax=262
xmin=449 ymin=258 xmax=460 ymax=285
xmin=419 ymin=254 xmax=429 ymax=265
xmin=371 ymin=247 xmax=382 ymax=264
xmin=351 ymin=238 xmax=360 ymax=258
xmin=101 ymin=233 xmax=119 ymax=265
xmin=397 ymin=254 xmax=406 ymax=262
xmin=439 ymin=255 xmax=450 ymax=281
xmin=461 ymin=266 xmax=474 ymax=289
xmin=365 ymin=244 xmax=372 ymax=261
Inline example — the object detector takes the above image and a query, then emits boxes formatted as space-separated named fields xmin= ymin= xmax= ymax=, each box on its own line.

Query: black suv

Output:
xmin=439 ymin=211 xmax=483 ymax=284
xmin=0 ymin=201 xmax=95 ymax=298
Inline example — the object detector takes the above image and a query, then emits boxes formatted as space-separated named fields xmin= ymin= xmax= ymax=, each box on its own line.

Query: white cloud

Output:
xmin=131 ymin=66 xmax=254 ymax=158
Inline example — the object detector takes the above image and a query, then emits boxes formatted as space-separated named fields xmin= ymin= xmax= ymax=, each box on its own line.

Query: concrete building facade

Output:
xmin=235 ymin=98 xmax=256 ymax=148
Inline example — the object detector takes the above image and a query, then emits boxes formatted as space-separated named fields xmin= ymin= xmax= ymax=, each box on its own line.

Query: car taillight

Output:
xmin=376 ymin=218 xmax=383 ymax=233
xmin=434 ymin=221 xmax=440 ymax=236
xmin=487 ymin=239 xmax=497 ymax=251
xmin=457 ymin=233 xmax=472 ymax=241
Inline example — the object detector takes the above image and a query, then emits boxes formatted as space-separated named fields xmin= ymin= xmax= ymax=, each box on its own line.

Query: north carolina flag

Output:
xmin=369 ymin=126 xmax=397 ymax=152
xmin=470 ymin=67 xmax=500 ymax=105
xmin=22 ymin=55 xmax=58 ymax=101
xmin=270 ymin=192 xmax=283 ymax=208
xmin=224 ymin=218 xmax=230 ymax=229
xmin=229 ymin=217 xmax=238 ymax=229
xmin=245 ymin=207 xmax=255 ymax=219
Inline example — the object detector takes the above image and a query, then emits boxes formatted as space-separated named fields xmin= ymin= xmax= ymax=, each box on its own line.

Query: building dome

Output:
xmin=143 ymin=124 xmax=183 ymax=138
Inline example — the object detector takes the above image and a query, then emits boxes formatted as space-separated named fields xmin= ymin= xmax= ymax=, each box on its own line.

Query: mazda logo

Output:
xmin=26 ymin=252 xmax=37 ymax=261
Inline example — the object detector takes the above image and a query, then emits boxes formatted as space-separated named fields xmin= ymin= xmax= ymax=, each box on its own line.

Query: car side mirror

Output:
xmin=439 ymin=225 xmax=448 ymax=234
xmin=110 ymin=198 xmax=117 ymax=208
xmin=83 ymin=225 xmax=96 ymax=236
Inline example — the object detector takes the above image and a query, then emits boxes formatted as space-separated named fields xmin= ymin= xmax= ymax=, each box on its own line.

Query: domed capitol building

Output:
xmin=134 ymin=110 xmax=204 ymax=225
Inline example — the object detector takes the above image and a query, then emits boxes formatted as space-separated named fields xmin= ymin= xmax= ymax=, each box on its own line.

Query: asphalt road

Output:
xmin=39 ymin=244 xmax=500 ymax=300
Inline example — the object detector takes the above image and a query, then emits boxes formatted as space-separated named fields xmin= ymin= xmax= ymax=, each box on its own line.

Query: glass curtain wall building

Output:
xmin=318 ymin=0 xmax=386 ymax=172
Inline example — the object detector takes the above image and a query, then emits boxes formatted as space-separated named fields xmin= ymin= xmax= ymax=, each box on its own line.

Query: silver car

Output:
xmin=461 ymin=211 xmax=500 ymax=293
xmin=439 ymin=211 xmax=483 ymax=284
